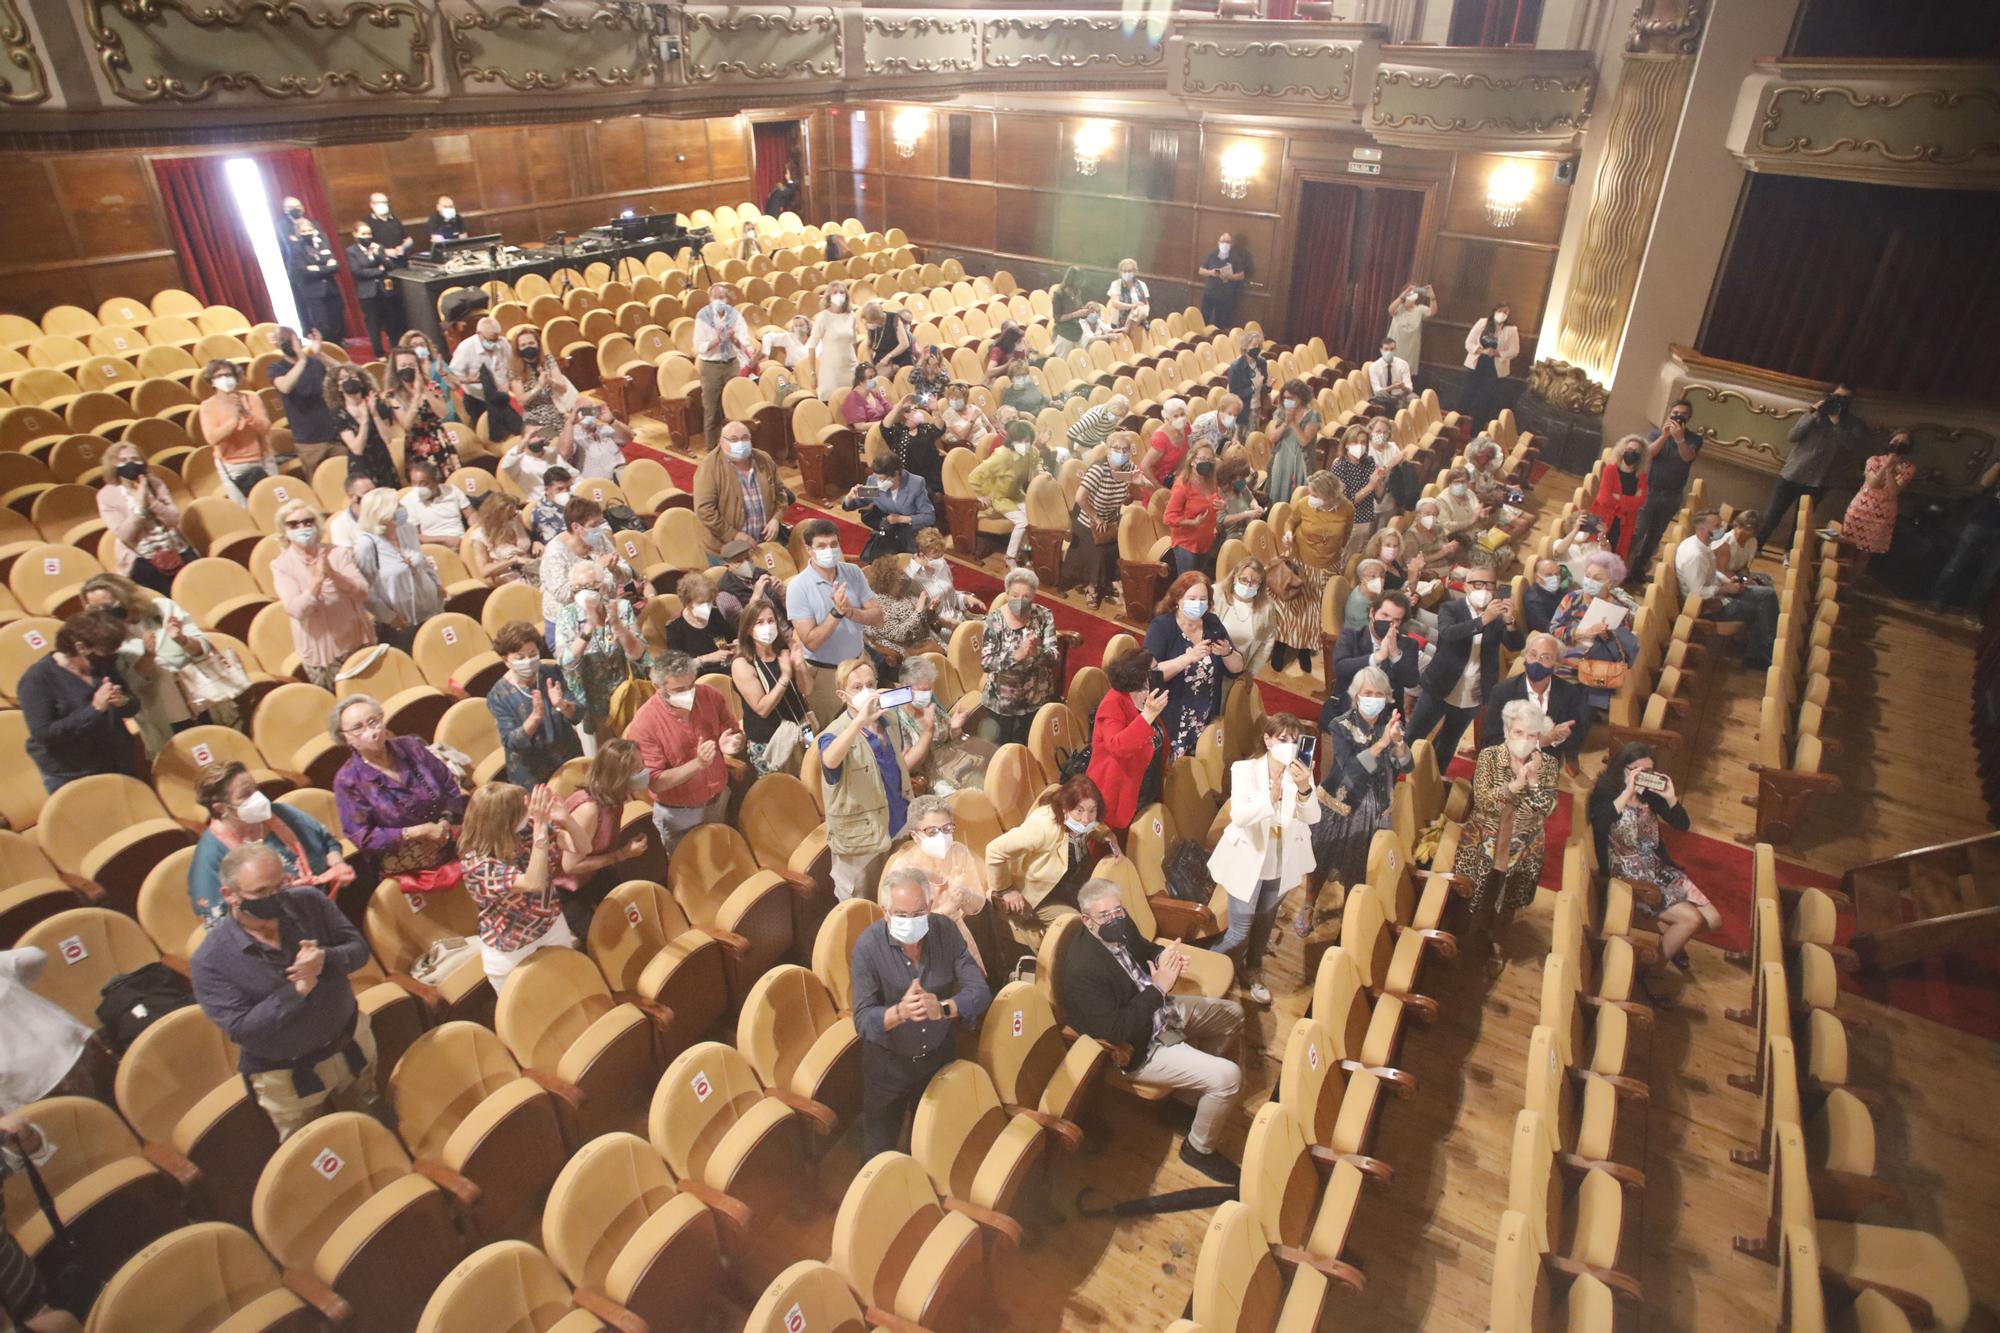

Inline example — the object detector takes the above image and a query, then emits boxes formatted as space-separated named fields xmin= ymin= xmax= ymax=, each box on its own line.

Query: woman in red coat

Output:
xmin=1590 ymin=435 xmax=1649 ymax=560
xmin=1086 ymin=647 xmax=1171 ymax=833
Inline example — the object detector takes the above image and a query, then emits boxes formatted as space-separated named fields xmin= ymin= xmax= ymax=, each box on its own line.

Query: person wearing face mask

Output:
xmin=819 ymin=658 xmax=915 ymax=900
xmin=448 ymin=316 xmax=513 ymax=429
xmin=270 ymin=501 xmax=375 ymax=690
xmin=880 ymin=394 xmax=948 ymax=497
xmin=1327 ymin=589 xmax=1419 ymax=725
xmin=1548 ymin=549 xmax=1641 ymax=709
xmin=1481 ymin=632 xmax=1585 ymax=773
xmin=1207 ymin=715 xmax=1320 ymax=1005
xmin=1432 ymin=467 xmax=1488 ymax=546
xmin=786 ymin=519 xmax=885 ymax=725
xmin=1146 ymin=572 xmax=1245 ymax=755
xmin=401 ymin=459 xmax=473 ymax=542
xmin=939 ymin=383 xmax=992 ymax=453
xmin=385 ymin=348 xmax=457 ymax=479
xmin=851 ymin=868 xmax=992 ymax=1157
xmin=1835 ymin=428 xmax=1916 ymax=581
xmin=1368 ymin=337 xmax=1414 ymax=412
xmin=1330 ymin=424 xmax=1390 ymax=556
xmin=1191 ymin=392 xmax=1245 ymax=455
xmin=539 ymin=495 xmax=631 ymax=631
xmin=1592 ymin=433 xmax=1651 ymax=560
xmin=1267 ymin=379 xmax=1322 ymax=506
xmin=190 ymin=842 xmax=384 ymax=1141
xmin=94 ymin=441 xmax=190 ymax=595
xmin=1342 ymin=558 xmax=1392 ymax=630
xmin=905 ymin=343 xmax=950 ymax=411
xmin=511 ymin=328 xmax=576 ymax=442
xmin=714 ymin=536 xmax=781 ymax=625
xmin=397 ymin=329 xmax=461 ymax=422
xmin=197 ymin=358 xmax=275 ymax=502
xmin=694 ymin=423 xmax=790 ymax=557
xmin=848 ymin=452 xmax=937 ymax=563
xmin=1272 ymin=471 xmax=1351 ymax=676
xmin=1062 ymin=876 xmax=1242 ymax=1184
xmin=1588 ymin=743 xmax=1721 ymax=992
xmin=1063 ymin=431 xmax=1141 ymax=610
xmin=978 ymin=569 xmax=1060 ymax=745
xmin=860 ymin=299 xmax=914 ymax=370
xmin=1214 ymin=556 xmax=1278 ymax=677
xmin=1225 ymin=332 xmax=1271 ymax=432
xmin=427 ymin=195 xmax=465 ymax=248
xmin=1066 ymin=394 xmax=1131 ymax=456
xmin=1385 ymin=283 xmax=1436 ymax=377
xmin=1675 ymin=509 xmax=1779 ymax=671
xmin=985 ymin=777 xmax=1122 ymax=950
xmin=349 ymin=488 xmax=442 ymax=651
xmin=501 ymin=425 xmax=569 ymax=510
xmin=1214 ymin=454 xmax=1266 ymax=543
xmin=189 ymin=762 xmax=353 ymax=928
xmin=1163 ymin=444 xmax=1224 ymax=577
xmin=1047 ymin=266 xmax=1090 ymax=357
xmin=839 ymin=359 xmax=894 ymax=431
xmin=882 ymin=795 xmax=993 ymax=973
xmin=1297 ymin=665 xmax=1411 ymax=937
xmin=966 ymin=420 xmax=1039 ymax=562
xmin=1756 ymin=383 xmax=1871 ymax=555
xmin=268 ymin=325 xmax=344 ymax=470
xmin=19 ymin=612 xmax=140 ymax=793
xmin=1408 ymin=558 xmax=1523 ymax=766
xmin=1463 ymin=301 xmax=1519 ymax=379
xmin=729 ymin=601 xmax=813 ymax=775
xmin=665 ymin=571 xmax=739 ymax=669
xmin=1523 ymin=556 xmax=1567 ymax=634
xmin=79 ymin=571 xmax=219 ymax=755
xmin=1085 ymin=649 xmax=1171 ymax=835
xmin=333 ymin=369 xmax=401 ymax=491
xmin=905 ymin=527 xmax=984 ymax=630
xmin=627 ymin=651 xmax=746 ymax=856
xmin=1106 ymin=259 xmax=1152 ymax=327
xmin=485 ymin=620 xmax=583 ymax=787
xmin=803 ymin=281 xmax=860 ymax=403
xmin=552 ymin=560 xmax=648 ymax=748
xmin=1197 ymin=231 xmax=1250 ymax=331
xmin=365 ymin=191 xmax=413 ymax=263
xmin=1403 ymin=495 xmax=1459 ymax=573
xmin=559 ymin=398 xmax=632 ymax=482
xmin=527 ymin=465 xmax=576 ymax=547
xmin=459 ymin=782 xmax=579 ymax=992
xmin=1456 ymin=701 xmax=1560 ymax=974
xmin=346 ymin=220 xmax=400 ymax=358
xmin=1625 ymin=398 xmax=1702 ymax=579
xmin=1137 ymin=397 xmax=1194 ymax=496
xmin=1552 ymin=511 xmax=1606 ymax=584
xmin=286 ymin=218 xmax=346 ymax=345
xmin=547 ymin=738 xmax=653 ymax=937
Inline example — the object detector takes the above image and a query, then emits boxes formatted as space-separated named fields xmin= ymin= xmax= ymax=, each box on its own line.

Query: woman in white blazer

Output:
xmin=1206 ymin=713 xmax=1320 ymax=1004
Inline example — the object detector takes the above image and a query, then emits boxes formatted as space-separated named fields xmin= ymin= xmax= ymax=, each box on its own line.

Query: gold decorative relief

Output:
xmin=1758 ymin=84 xmax=2000 ymax=164
xmin=1371 ymin=68 xmax=1596 ymax=136
xmin=1525 ymin=359 xmax=1608 ymax=417
xmin=681 ymin=7 xmax=842 ymax=83
xmin=89 ymin=0 xmax=431 ymax=101
xmin=448 ymin=6 xmax=656 ymax=92
xmin=1626 ymin=0 xmax=1705 ymax=56
xmin=1180 ymin=39 xmax=1357 ymax=104
xmin=862 ymin=15 xmax=976 ymax=77
xmin=0 ymin=0 xmax=49 ymax=104
xmin=981 ymin=15 xmax=1165 ymax=72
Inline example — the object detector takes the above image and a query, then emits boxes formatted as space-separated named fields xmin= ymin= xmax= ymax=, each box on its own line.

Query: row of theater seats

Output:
xmin=1731 ymin=846 xmax=1967 ymax=1330
xmin=1745 ymin=503 xmax=1845 ymax=847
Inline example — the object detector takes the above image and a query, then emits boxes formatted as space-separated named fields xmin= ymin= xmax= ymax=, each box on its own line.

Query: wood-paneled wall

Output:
xmin=0 ymin=115 xmax=755 ymax=320
xmin=812 ymin=104 xmax=1572 ymax=378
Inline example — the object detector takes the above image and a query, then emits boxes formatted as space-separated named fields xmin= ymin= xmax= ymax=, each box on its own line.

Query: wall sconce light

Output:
xmin=1072 ymin=121 xmax=1115 ymax=176
xmin=1486 ymin=159 xmax=1534 ymax=228
xmin=1218 ymin=142 xmax=1262 ymax=200
xmin=891 ymin=109 xmax=926 ymax=159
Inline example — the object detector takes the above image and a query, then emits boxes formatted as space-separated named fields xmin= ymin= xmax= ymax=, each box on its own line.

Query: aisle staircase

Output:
xmin=1846 ymin=830 xmax=2000 ymax=972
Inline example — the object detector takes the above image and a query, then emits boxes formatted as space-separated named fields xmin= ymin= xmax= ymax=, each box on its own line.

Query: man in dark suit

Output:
xmin=1324 ymin=589 xmax=1421 ymax=727
xmin=1408 ymin=560 xmax=1524 ymax=768
xmin=1480 ymin=632 xmax=1586 ymax=774
xmin=1061 ymin=880 xmax=1243 ymax=1184
xmin=346 ymin=222 xmax=399 ymax=359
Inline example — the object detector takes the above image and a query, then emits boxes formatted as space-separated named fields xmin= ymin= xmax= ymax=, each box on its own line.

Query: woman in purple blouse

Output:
xmin=330 ymin=694 xmax=468 ymax=891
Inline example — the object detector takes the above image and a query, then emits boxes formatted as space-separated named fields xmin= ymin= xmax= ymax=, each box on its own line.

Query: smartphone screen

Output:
xmin=875 ymin=685 xmax=915 ymax=709
xmin=1297 ymin=734 xmax=1316 ymax=766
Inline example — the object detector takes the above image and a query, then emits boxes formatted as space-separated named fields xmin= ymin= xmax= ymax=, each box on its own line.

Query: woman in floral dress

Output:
xmin=551 ymin=559 xmax=648 ymax=750
xmin=386 ymin=347 xmax=458 ymax=479
xmin=1839 ymin=431 xmax=1917 ymax=580
xmin=1144 ymin=570 xmax=1245 ymax=757
xmin=977 ymin=567 xmax=1059 ymax=746
xmin=1589 ymin=742 xmax=1721 ymax=987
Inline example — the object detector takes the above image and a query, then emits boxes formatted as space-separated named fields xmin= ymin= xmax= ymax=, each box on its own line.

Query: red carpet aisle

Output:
xmin=649 ymin=449 xmax=2000 ymax=1040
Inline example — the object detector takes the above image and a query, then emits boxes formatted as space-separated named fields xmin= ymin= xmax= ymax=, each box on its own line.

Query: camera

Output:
xmin=1634 ymin=770 xmax=1669 ymax=794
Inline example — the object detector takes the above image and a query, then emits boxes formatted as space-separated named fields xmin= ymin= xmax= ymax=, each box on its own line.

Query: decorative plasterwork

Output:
xmin=1729 ymin=60 xmax=2000 ymax=189
xmin=448 ymin=7 xmax=656 ymax=93
xmin=1370 ymin=49 xmax=1596 ymax=153
xmin=88 ymin=0 xmax=432 ymax=102
xmin=1178 ymin=38 xmax=1359 ymax=105
xmin=1626 ymin=0 xmax=1705 ymax=56
xmin=1525 ymin=359 xmax=1608 ymax=417
xmin=0 ymin=0 xmax=49 ymax=105
xmin=681 ymin=7 xmax=842 ymax=83
xmin=980 ymin=15 xmax=1165 ymax=73
xmin=861 ymin=15 xmax=976 ymax=77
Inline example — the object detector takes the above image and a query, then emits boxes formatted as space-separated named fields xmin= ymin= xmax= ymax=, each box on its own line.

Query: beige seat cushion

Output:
xmin=1815 ymin=1220 xmax=1969 ymax=1333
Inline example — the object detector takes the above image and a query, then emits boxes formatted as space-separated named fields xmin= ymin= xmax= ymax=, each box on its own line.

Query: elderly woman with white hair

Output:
xmin=881 ymin=793 xmax=991 ymax=971
xmin=977 ymin=568 xmax=1059 ymax=745
xmin=1296 ymin=663 xmax=1410 ymax=936
xmin=1343 ymin=558 xmax=1390 ymax=628
xmin=1548 ymin=547 xmax=1642 ymax=712
xmin=350 ymin=487 xmax=444 ymax=652
xmin=552 ymin=557 xmax=648 ymax=750
xmin=269 ymin=500 xmax=374 ymax=690
xmin=1139 ymin=397 xmax=1193 ymax=494
xmin=1456 ymin=698 xmax=1560 ymax=974
xmin=890 ymin=655 xmax=982 ymax=789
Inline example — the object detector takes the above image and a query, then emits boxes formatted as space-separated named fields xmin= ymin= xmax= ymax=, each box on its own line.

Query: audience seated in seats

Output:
xmin=486 ymin=618 xmax=583 ymax=785
xmin=852 ymin=867 xmax=992 ymax=1159
xmin=190 ymin=761 xmax=353 ymax=927
xmin=351 ymin=487 xmax=445 ymax=652
xmin=937 ymin=378 xmax=992 ymax=451
xmin=1064 ymin=432 xmax=1140 ymax=612
xmin=978 ymin=568 xmax=1059 ymax=746
xmin=627 ymin=650 xmax=743 ymax=857
xmin=460 ymin=781 xmax=572 ymax=991
xmin=79 ymin=572 xmax=218 ymax=756
xmin=881 ymin=794 xmax=992 ymax=972
xmin=1523 ymin=556 xmax=1567 ymax=633
xmin=467 ymin=493 xmax=541 ymax=587
xmin=840 ymin=361 xmax=892 ymax=430
xmin=1481 ymin=632 xmax=1586 ymax=774
xmin=271 ymin=500 xmax=375 ymax=691
xmin=20 ymin=611 xmax=140 ymax=794
xmin=714 ymin=536 xmax=782 ymax=626
xmin=694 ymin=421 xmax=789 ymax=556
xmin=1457 ymin=702 xmax=1559 ymax=976
xmin=1207 ymin=713 xmax=1320 ymax=1006
xmin=1408 ymin=557 xmax=1523 ymax=766
xmin=190 ymin=843 xmax=388 ymax=1140
xmin=1432 ymin=466 xmax=1488 ymax=548
xmin=664 ymin=570 xmax=736 ymax=671
xmin=729 ymin=598 xmax=815 ymax=776
xmin=788 ymin=518 xmax=884 ymax=723
xmin=819 ymin=657 xmax=914 ymax=902
xmin=985 ymin=777 xmax=1118 ymax=951
xmin=1146 ymin=571 xmax=1244 ymax=757
xmin=96 ymin=439 xmax=192 ymax=596
xmin=1064 ymin=878 xmax=1243 ymax=1184
xmin=1214 ymin=556 xmax=1278 ymax=677
xmin=1710 ymin=508 xmax=1766 ymax=581
xmin=1589 ymin=743 xmax=1721 ymax=997
xmin=909 ymin=525 xmax=985 ymax=629
xmin=1300 ymin=664 xmax=1409 ymax=936
xmin=1592 ymin=435 xmax=1649 ymax=560
xmin=1087 ymin=647 xmax=1170 ymax=837
xmin=552 ymin=738 xmax=651 ymax=935
xmin=849 ymin=452 xmax=936 ymax=564
xmin=403 ymin=459 xmax=473 ymax=542
xmin=331 ymin=694 xmax=467 ymax=892
xmin=1676 ymin=508 xmax=1780 ymax=670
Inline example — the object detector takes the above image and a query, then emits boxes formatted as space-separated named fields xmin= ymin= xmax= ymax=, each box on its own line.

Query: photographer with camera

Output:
xmin=1386 ymin=283 xmax=1436 ymax=376
xmin=846 ymin=453 xmax=936 ymax=563
xmin=1756 ymin=383 xmax=1871 ymax=554
xmin=1589 ymin=743 xmax=1720 ymax=997
xmin=1625 ymin=398 xmax=1703 ymax=580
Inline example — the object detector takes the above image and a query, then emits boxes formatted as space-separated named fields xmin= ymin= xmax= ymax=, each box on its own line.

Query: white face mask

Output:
xmin=1449 ymin=483 xmax=1468 ymax=499
xmin=846 ymin=688 xmax=877 ymax=716
xmin=812 ymin=546 xmax=839 ymax=570
xmin=414 ymin=485 xmax=435 ymax=502
xmin=752 ymin=621 xmax=779 ymax=644
xmin=1281 ymin=399 xmax=1297 ymax=412
xmin=667 ymin=688 xmax=696 ymax=711
xmin=830 ymin=295 xmax=847 ymax=310
xmin=1269 ymin=741 xmax=1297 ymax=767
xmin=1307 ymin=496 xmax=1329 ymax=512
xmin=912 ymin=688 xmax=934 ymax=706
xmin=548 ymin=491 xmax=571 ymax=508
xmin=887 ymin=913 xmax=929 ymax=945
xmin=1380 ymin=546 xmax=1401 ymax=563
xmin=919 ymin=830 xmax=953 ymax=859
xmin=1507 ymin=736 xmax=1539 ymax=761
xmin=1347 ymin=444 xmax=1367 ymax=459
xmin=1580 ymin=576 xmax=1605 ymax=596
xmin=949 ymin=399 xmax=965 ymax=412
xmin=1108 ymin=451 xmax=1130 ymax=468
xmin=1419 ymin=514 xmax=1437 ymax=529
xmin=286 ymin=526 xmax=317 ymax=546
xmin=1467 ymin=588 xmax=1493 ymax=610
xmin=234 ymin=791 xmax=273 ymax=824
xmin=710 ymin=300 xmax=730 ymax=316
xmin=1221 ymin=414 xmax=1236 ymax=429
xmin=727 ymin=439 xmax=752 ymax=461
xmin=415 ymin=345 xmax=430 ymax=360
xmin=1365 ymin=578 xmax=1384 ymax=595
xmin=686 ymin=602 xmax=712 ymax=626
xmin=1358 ymin=695 xmax=1388 ymax=719
xmin=212 ymin=376 xmax=238 ymax=393
xmin=508 ymin=655 xmax=539 ymax=680
xmin=1539 ymin=575 xmax=1561 ymax=592
xmin=1233 ymin=581 xmax=1259 ymax=602
xmin=1181 ymin=598 xmax=1208 ymax=620
xmin=1216 ymin=243 xmax=1230 ymax=258
xmin=1013 ymin=442 xmax=1032 ymax=456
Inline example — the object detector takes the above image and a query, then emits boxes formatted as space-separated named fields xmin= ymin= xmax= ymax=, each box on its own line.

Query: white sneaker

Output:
xmin=1248 ymin=980 xmax=1273 ymax=1005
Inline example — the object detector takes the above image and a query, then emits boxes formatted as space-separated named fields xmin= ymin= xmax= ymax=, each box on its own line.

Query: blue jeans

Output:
xmin=1713 ymin=585 xmax=1780 ymax=666
xmin=1210 ymin=876 xmax=1285 ymax=974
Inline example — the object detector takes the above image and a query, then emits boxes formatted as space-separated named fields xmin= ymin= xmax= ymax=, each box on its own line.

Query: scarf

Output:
xmin=208 ymin=813 xmax=314 ymax=885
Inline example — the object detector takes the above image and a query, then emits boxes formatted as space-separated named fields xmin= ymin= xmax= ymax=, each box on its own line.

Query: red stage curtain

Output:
xmin=1447 ymin=0 xmax=1544 ymax=46
xmin=259 ymin=148 xmax=367 ymax=348
xmin=1337 ymin=187 xmax=1425 ymax=366
xmin=1287 ymin=181 xmax=1359 ymax=352
xmin=1699 ymin=175 xmax=2000 ymax=405
xmin=150 ymin=156 xmax=274 ymax=324
xmin=753 ymin=121 xmax=798 ymax=212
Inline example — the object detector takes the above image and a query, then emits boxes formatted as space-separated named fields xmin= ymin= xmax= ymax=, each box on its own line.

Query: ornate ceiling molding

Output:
xmin=680 ymin=7 xmax=842 ymax=83
xmin=980 ymin=15 xmax=1165 ymax=72
xmin=1178 ymin=38 xmax=1358 ymax=105
xmin=1729 ymin=62 xmax=2000 ymax=188
xmin=448 ymin=7 xmax=657 ymax=92
xmin=88 ymin=0 xmax=432 ymax=102
xmin=1368 ymin=49 xmax=1597 ymax=152
xmin=1626 ymin=0 xmax=1705 ymax=56
xmin=861 ymin=15 xmax=977 ymax=77
xmin=0 ymin=0 xmax=49 ymax=105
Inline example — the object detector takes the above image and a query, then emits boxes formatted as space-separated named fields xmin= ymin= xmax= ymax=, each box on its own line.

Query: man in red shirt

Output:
xmin=625 ymin=650 xmax=745 ymax=854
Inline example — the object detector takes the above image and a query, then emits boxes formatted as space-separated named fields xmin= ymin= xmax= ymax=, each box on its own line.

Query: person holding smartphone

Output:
xmin=1588 ymin=744 xmax=1720 ymax=995
xmin=1297 ymin=665 xmax=1410 ymax=937
xmin=1207 ymin=714 xmax=1320 ymax=1005
xmin=1145 ymin=571 xmax=1245 ymax=757
xmin=819 ymin=658 xmax=914 ymax=901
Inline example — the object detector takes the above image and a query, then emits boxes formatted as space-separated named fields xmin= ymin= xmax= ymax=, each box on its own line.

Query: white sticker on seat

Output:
xmin=312 ymin=1148 xmax=344 ymax=1181
xmin=691 ymin=1070 xmax=713 ymax=1102
xmin=57 ymin=935 xmax=87 ymax=965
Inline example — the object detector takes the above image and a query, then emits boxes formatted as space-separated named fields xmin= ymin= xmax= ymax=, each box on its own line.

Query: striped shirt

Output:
xmin=1077 ymin=460 xmax=1131 ymax=523
xmin=1067 ymin=403 xmax=1120 ymax=452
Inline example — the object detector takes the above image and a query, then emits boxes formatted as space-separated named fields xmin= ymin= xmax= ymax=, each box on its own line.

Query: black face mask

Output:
xmin=527 ymin=440 xmax=547 ymax=454
xmin=341 ymin=379 xmax=369 ymax=398
xmin=1370 ymin=618 xmax=1394 ymax=640
xmin=1828 ymin=395 xmax=1851 ymax=415
xmin=1096 ymin=917 xmax=1142 ymax=950
xmin=115 ymin=459 xmax=147 ymax=481
xmin=1194 ymin=461 xmax=1215 ymax=478
xmin=520 ymin=346 xmax=541 ymax=364
xmin=1669 ymin=416 xmax=1689 ymax=428
xmin=101 ymin=604 xmax=128 ymax=620
xmin=236 ymin=893 xmax=287 ymax=921
xmin=285 ymin=206 xmax=303 ymax=219
xmin=397 ymin=367 xmax=417 ymax=384
xmin=1623 ymin=451 xmax=1641 ymax=466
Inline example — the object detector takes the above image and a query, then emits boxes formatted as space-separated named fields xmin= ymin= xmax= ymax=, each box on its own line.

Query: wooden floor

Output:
xmin=640 ymin=425 xmax=1999 ymax=1330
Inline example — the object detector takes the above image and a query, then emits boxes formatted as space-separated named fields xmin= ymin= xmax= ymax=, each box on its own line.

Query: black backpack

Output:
xmin=95 ymin=962 xmax=195 ymax=1053
xmin=602 ymin=503 xmax=647 ymax=534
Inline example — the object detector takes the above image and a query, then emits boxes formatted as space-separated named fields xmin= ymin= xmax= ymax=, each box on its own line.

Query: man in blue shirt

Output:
xmin=190 ymin=843 xmax=385 ymax=1140
xmin=847 ymin=454 xmax=937 ymax=562
xmin=850 ymin=868 xmax=991 ymax=1158
xmin=786 ymin=518 xmax=883 ymax=723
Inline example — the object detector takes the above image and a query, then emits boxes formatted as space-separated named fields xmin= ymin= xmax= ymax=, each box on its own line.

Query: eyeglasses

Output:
xmin=342 ymin=715 xmax=385 ymax=737
xmin=1090 ymin=908 xmax=1129 ymax=927
xmin=917 ymin=823 xmax=955 ymax=838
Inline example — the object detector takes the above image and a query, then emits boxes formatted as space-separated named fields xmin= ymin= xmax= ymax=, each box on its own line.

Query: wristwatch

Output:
xmin=942 ymin=997 xmax=958 ymax=1020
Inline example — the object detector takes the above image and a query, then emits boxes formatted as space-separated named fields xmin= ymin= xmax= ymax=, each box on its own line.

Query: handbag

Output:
xmin=410 ymin=934 xmax=481 ymax=986
xmin=1162 ymin=838 xmax=1211 ymax=903
xmin=16 ymin=1146 xmax=103 ymax=1316
xmin=134 ymin=523 xmax=185 ymax=573
xmin=1571 ymin=632 xmax=1629 ymax=691
xmin=602 ymin=658 xmax=656 ymax=737
xmin=176 ymin=645 xmax=254 ymax=709
xmin=762 ymin=719 xmax=807 ymax=774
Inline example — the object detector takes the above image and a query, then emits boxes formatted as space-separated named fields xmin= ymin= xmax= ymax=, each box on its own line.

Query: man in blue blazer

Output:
xmin=1408 ymin=560 xmax=1524 ymax=767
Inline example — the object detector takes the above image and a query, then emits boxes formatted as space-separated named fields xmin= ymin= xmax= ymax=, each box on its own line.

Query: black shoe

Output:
xmin=1178 ymin=1140 xmax=1240 ymax=1186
